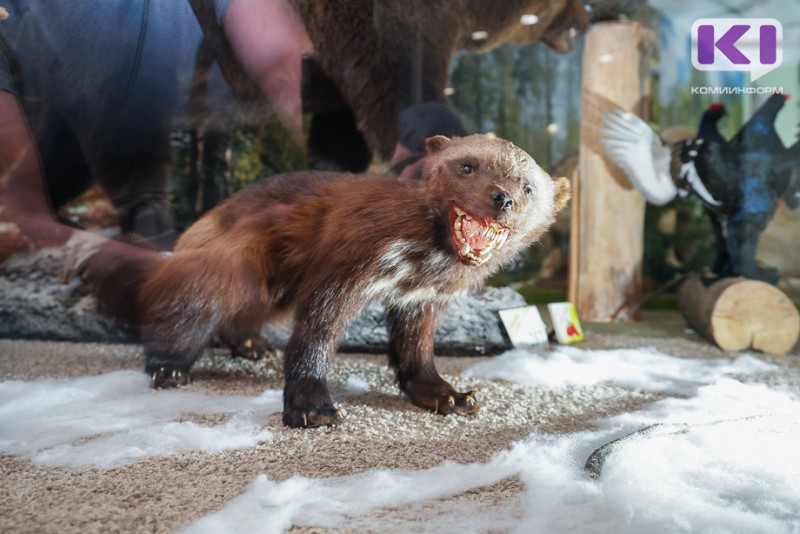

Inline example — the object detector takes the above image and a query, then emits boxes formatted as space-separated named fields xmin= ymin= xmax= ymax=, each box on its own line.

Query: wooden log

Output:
xmin=569 ymin=21 xmax=653 ymax=322
xmin=678 ymin=275 xmax=800 ymax=355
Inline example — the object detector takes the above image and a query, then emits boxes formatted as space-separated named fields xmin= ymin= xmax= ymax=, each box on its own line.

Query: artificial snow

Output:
xmin=462 ymin=346 xmax=777 ymax=394
xmin=0 ymin=370 xmax=278 ymax=467
xmin=1 ymin=346 xmax=798 ymax=532
xmin=184 ymin=347 xmax=799 ymax=533
xmin=344 ymin=374 xmax=370 ymax=395
xmin=186 ymin=381 xmax=800 ymax=534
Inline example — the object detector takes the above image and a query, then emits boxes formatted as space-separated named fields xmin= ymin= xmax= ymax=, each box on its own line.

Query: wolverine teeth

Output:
xmin=451 ymin=205 xmax=512 ymax=266
xmin=500 ymin=230 xmax=509 ymax=246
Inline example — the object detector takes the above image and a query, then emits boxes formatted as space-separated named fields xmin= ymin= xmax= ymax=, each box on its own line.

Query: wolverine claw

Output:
xmin=406 ymin=380 xmax=482 ymax=416
xmin=149 ymin=367 xmax=190 ymax=389
xmin=227 ymin=336 xmax=271 ymax=361
xmin=305 ymin=406 xmax=345 ymax=427
xmin=282 ymin=377 xmax=341 ymax=428
xmin=284 ymin=405 xmax=344 ymax=428
xmin=441 ymin=390 xmax=481 ymax=416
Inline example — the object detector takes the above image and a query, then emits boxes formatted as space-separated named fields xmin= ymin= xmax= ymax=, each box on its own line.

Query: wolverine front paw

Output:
xmin=282 ymin=404 xmax=346 ymax=428
xmin=147 ymin=366 xmax=191 ymax=389
xmin=404 ymin=379 xmax=481 ymax=416
xmin=282 ymin=377 xmax=345 ymax=428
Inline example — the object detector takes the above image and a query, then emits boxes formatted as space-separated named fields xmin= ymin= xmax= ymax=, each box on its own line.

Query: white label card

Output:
xmin=498 ymin=305 xmax=550 ymax=349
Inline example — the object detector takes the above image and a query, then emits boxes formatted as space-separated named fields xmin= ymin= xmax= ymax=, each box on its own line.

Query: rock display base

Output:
xmin=1 ymin=247 xmax=523 ymax=355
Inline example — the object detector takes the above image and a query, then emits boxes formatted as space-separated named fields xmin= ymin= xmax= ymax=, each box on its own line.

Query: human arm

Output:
xmin=223 ymin=0 xmax=312 ymax=145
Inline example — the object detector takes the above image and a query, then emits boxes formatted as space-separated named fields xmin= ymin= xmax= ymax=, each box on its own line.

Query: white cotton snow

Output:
xmin=187 ymin=383 xmax=800 ymax=534
xmin=184 ymin=441 xmax=531 ymax=534
xmin=185 ymin=346 xmax=800 ymax=533
xmin=461 ymin=346 xmax=777 ymax=394
xmin=0 ymin=370 xmax=279 ymax=467
xmin=601 ymin=378 xmax=800 ymax=428
xmin=343 ymin=374 xmax=370 ymax=395
xmin=581 ymin=415 xmax=800 ymax=534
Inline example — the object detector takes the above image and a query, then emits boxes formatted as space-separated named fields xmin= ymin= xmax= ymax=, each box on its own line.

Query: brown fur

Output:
xmin=82 ymin=135 xmax=570 ymax=428
xmin=295 ymin=0 xmax=589 ymax=161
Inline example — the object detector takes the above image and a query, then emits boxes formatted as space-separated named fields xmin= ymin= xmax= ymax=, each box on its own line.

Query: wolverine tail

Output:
xmin=77 ymin=235 xmax=165 ymax=325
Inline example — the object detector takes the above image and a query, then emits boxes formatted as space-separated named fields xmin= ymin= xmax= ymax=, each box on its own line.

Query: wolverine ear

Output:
xmin=553 ymin=177 xmax=571 ymax=212
xmin=425 ymin=135 xmax=451 ymax=154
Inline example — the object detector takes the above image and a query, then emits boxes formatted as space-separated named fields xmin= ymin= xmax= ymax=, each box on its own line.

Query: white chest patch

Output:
xmin=365 ymin=241 xmax=458 ymax=309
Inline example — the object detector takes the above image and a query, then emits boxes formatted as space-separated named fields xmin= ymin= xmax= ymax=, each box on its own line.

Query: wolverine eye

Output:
xmin=523 ymin=184 xmax=533 ymax=196
xmin=462 ymin=164 xmax=474 ymax=175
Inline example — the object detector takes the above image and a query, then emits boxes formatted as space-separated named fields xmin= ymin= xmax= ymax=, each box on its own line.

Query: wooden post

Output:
xmin=678 ymin=275 xmax=799 ymax=355
xmin=569 ymin=21 xmax=653 ymax=322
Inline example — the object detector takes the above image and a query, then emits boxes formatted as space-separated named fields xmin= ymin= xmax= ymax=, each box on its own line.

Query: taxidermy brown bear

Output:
xmin=297 ymin=0 xmax=590 ymax=169
xmin=81 ymin=134 xmax=570 ymax=428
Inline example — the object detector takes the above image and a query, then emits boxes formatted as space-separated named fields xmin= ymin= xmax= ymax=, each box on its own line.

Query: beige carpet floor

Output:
xmin=1 ymin=312 xmax=798 ymax=533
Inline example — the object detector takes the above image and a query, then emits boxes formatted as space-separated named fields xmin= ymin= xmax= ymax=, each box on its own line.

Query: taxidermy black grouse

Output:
xmin=776 ymin=135 xmax=800 ymax=210
xmin=601 ymin=94 xmax=796 ymax=284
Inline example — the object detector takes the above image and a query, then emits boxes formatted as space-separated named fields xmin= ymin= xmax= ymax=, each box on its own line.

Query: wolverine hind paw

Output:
xmin=148 ymin=367 xmax=191 ymax=389
xmin=434 ymin=389 xmax=481 ymax=415
xmin=227 ymin=336 xmax=271 ymax=361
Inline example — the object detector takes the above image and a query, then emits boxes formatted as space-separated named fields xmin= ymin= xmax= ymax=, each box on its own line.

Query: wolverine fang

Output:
xmin=81 ymin=134 xmax=570 ymax=428
xmin=450 ymin=204 xmax=511 ymax=266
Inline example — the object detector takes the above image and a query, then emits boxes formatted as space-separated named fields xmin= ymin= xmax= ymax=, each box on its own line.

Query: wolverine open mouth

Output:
xmin=450 ymin=204 xmax=511 ymax=266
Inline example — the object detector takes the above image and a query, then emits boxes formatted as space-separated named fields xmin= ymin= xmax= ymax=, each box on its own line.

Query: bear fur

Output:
xmin=297 ymin=0 xmax=589 ymax=169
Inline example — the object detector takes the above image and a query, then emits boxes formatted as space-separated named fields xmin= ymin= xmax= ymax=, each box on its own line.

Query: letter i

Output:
xmin=760 ymin=25 xmax=777 ymax=65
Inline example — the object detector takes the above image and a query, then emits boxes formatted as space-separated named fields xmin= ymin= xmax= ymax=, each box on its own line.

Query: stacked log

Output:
xmin=678 ymin=275 xmax=799 ymax=355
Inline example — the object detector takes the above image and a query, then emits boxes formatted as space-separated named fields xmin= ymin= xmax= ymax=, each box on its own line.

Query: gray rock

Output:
xmin=1 ymin=247 xmax=521 ymax=355
xmin=0 ymin=248 xmax=132 ymax=343
xmin=337 ymin=288 xmax=523 ymax=355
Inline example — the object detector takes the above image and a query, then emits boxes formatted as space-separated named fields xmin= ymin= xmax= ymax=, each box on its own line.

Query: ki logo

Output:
xmin=691 ymin=18 xmax=783 ymax=82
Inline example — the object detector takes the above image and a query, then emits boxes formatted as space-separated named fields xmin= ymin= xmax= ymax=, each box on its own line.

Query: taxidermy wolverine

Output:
xmin=81 ymin=134 xmax=570 ymax=428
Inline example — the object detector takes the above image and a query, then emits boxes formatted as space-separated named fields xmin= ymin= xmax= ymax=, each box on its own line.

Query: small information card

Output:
xmin=547 ymin=301 xmax=584 ymax=344
xmin=498 ymin=305 xmax=549 ymax=349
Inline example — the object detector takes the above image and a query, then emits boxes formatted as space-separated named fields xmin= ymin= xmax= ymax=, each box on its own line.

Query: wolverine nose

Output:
xmin=492 ymin=191 xmax=514 ymax=212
